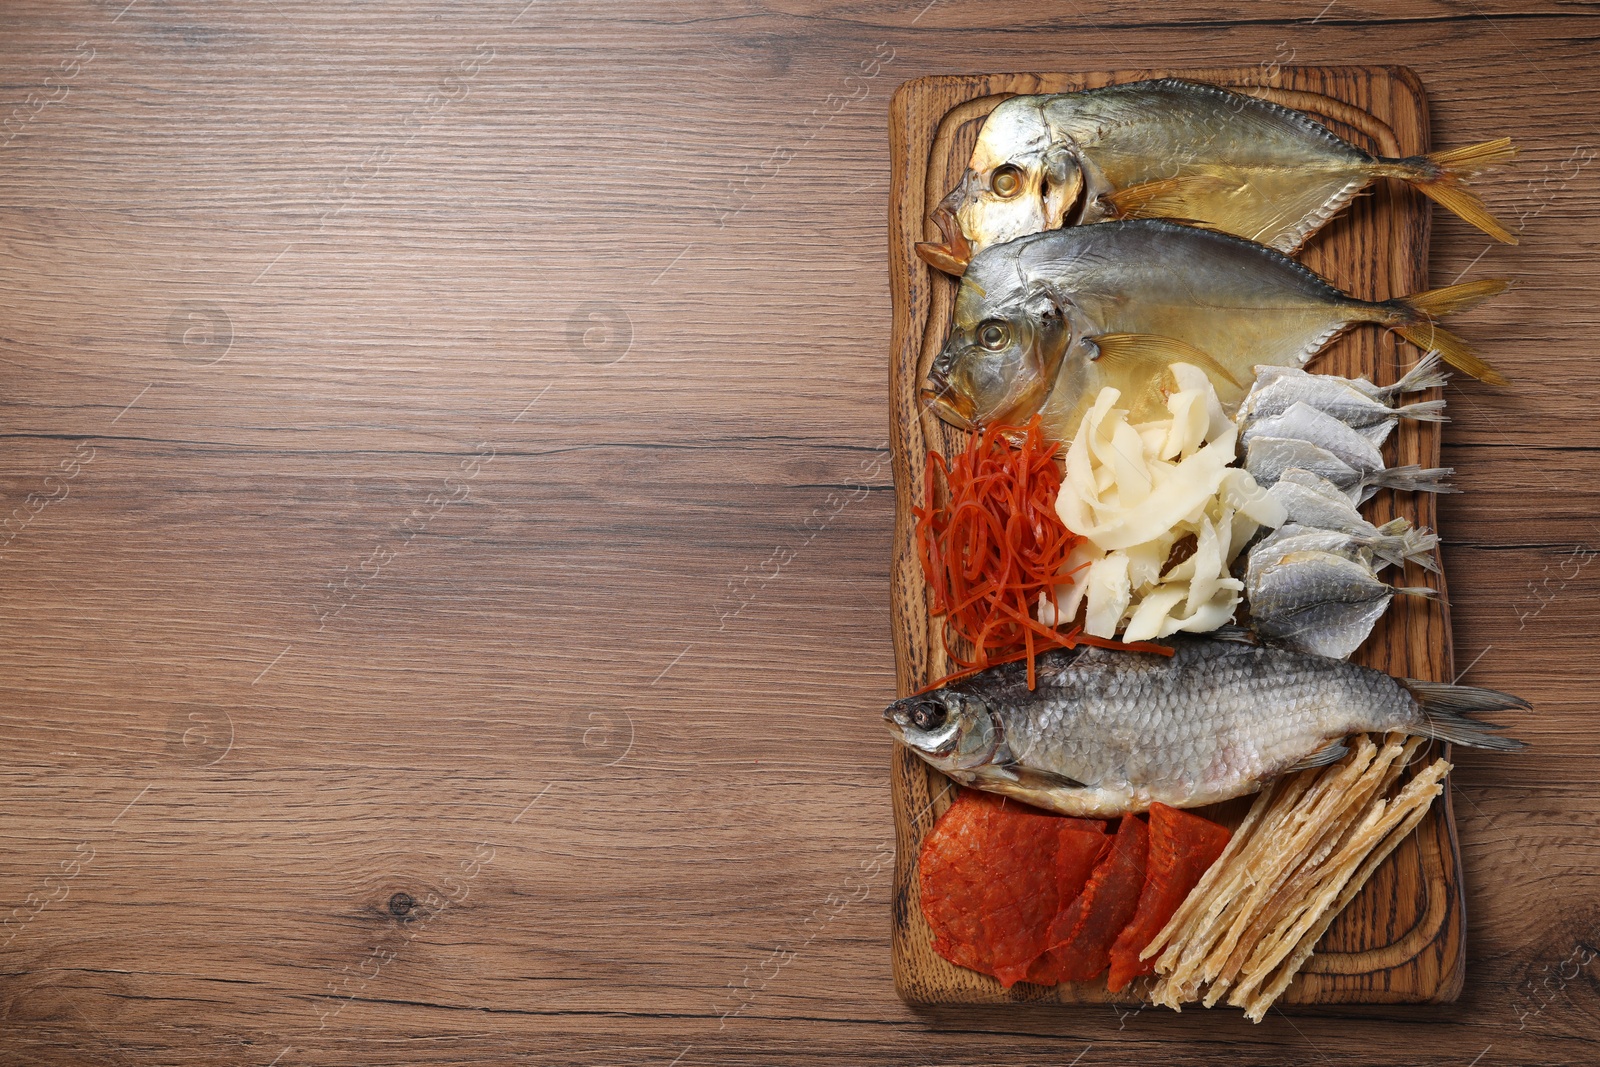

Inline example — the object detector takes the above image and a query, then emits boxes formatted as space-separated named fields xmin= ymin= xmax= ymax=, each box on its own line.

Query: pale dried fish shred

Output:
xmin=1237 ymin=759 xmax=1450 ymax=1020
xmin=1141 ymin=775 xmax=1291 ymax=965
xmin=1226 ymin=738 xmax=1406 ymax=944
xmin=1153 ymin=778 xmax=1314 ymax=998
xmin=1146 ymin=733 xmax=1453 ymax=1019
xmin=1152 ymin=776 xmax=1323 ymax=1006
xmin=1206 ymin=737 xmax=1402 ymax=999
xmin=1197 ymin=739 xmax=1380 ymax=995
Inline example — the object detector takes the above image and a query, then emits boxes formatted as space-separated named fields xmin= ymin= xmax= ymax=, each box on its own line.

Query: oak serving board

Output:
xmin=887 ymin=67 xmax=1464 ymax=1008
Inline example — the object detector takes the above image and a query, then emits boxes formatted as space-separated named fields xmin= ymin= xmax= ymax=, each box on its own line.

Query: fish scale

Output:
xmin=883 ymin=635 xmax=1528 ymax=817
xmin=995 ymin=641 xmax=1386 ymax=805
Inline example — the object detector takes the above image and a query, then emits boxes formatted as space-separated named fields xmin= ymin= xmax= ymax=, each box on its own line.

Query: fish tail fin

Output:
xmin=1371 ymin=519 xmax=1441 ymax=573
xmin=1385 ymin=350 xmax=1451 ymax=396
xmin=1425 ymin=137 xmax=1520 ymax=178
xmin=1399 ymin=277 xmax=1511 ymax=319
xmin=1371 ymin=464 xmax=1458 ymax=495
xmin=1387 ymin=278 xmax=1511 ymax=386
xmin=1394 ymin=398 xmax=1449 ymax=423
xmin=1412 ymin=175 xmax=1519 ymax=245
xmin=1395 ymin=584 xmax=1446 ymax=606
xmin=1401 ymin=677 xmax=1531 ymax=751
xmin=1380 ymin=138 xmax=1519 ymax=244
xmin=1400 ymin=529 xmax=1442 ymax=573
xmin=915 ymin=200 xmax=973 ymax=276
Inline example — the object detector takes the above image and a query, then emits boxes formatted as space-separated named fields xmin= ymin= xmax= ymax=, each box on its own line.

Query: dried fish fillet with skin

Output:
xmin=1250 ymin=350 xmax=1451 ymax=404
xmin=1240 ymin=352 xmax=1451 ymax=445
xmin=1246 ymin=548 xmax=1440 ymax=659
xmin=1241 ymin=378 xmax=1449 ymax=449
xmin=1249 ymin=522 xmax=1438 ymax=578
xmin=1266 ymin=467 xmax=1370 ymax=526
xmin=1245 ymin=435 xmax=1457 ymax=503
xmin=1242 ymin=401 xmax=1387 ymax=471
xmin=1261 ymin=466 xmax=1443 ymax=572
xmin=1249 ymin=588 xmax=1403 ymax=662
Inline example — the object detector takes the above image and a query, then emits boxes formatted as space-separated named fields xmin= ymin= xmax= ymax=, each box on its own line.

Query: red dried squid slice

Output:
xmin=919 ymin=790 xmax=1106 ymax=988
xmin=1029 ymin=812 xmax=1150 ymax=985
xmin=1106 ymin=802 xmax=1232 ymax=993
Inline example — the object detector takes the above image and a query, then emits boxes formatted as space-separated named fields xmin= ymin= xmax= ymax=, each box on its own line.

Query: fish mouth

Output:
xmin=920 ymin=380 xmax=976 ymax=431
xmin=914 ymin=184 xmax=973 ymax=276
xmin=882 ymin=700 xmax=960 ymax=757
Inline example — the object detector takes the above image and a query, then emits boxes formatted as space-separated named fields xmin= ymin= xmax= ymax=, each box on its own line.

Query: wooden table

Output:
xmin=1 ymin=2 xmax=1594 ymax=1064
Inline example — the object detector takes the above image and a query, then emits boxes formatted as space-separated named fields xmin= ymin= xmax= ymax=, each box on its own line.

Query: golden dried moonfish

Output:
xmin=929 ymin=220 xmax=1509 ymax=439
xmin=919 ymin=78 xmax=1517 ymax=272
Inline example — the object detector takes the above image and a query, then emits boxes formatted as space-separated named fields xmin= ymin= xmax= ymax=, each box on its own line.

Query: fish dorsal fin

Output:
xmin=1144 ymin=79 xmax=1358 ymax=156
xmin=1091 ymin=332 xmax=1245 ymax=391
xmin=1284 ymin=739 xmax=1350 ymax=773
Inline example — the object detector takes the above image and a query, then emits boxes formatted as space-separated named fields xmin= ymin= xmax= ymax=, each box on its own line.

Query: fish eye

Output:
xmin=976 ymin=319 xmax=1010 ymax=351
xmin=910 ymin=701 xmax=948 ymax=731
xmin=991 ymin=164 xmax=1024 ymax=199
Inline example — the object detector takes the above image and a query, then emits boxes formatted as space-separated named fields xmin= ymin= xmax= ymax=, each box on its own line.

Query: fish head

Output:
xmin=883 ymin=689 xmax=999 ymax=772
xmin=947 ymin=97 xmax=1085 ymax=257
xmin=925 ymin=261 xmax=1077 ymax=430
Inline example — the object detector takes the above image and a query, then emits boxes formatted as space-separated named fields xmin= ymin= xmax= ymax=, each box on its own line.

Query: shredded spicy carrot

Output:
xmin=914 ymin=416 xmax=1170 ymax=689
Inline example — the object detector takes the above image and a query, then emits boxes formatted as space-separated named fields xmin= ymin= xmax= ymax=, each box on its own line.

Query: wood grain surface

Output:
xmin=0 ymin=2 xmax=1596 ymax=1065
xmin=887 ymin=64 xmax=1464 ymax=1008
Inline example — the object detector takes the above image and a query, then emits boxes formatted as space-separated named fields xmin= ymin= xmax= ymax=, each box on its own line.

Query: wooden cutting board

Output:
xmin=886 ymin=66 xmax=1465 ymax=1008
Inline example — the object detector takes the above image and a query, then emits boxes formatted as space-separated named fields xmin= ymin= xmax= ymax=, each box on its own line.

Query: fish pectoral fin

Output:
xmin=1208 ymin=624 xmax=1261 ymax=646
xmin=992 ymin=763 xmax=1088 ymax=791
xmin=1284 ymin=739 xmax=1350 ymax=773
xmin=1091 ymin=333 xmax=1245 ymax=392
xmin=1100 ymin=175 xmax=1235 ymax=225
